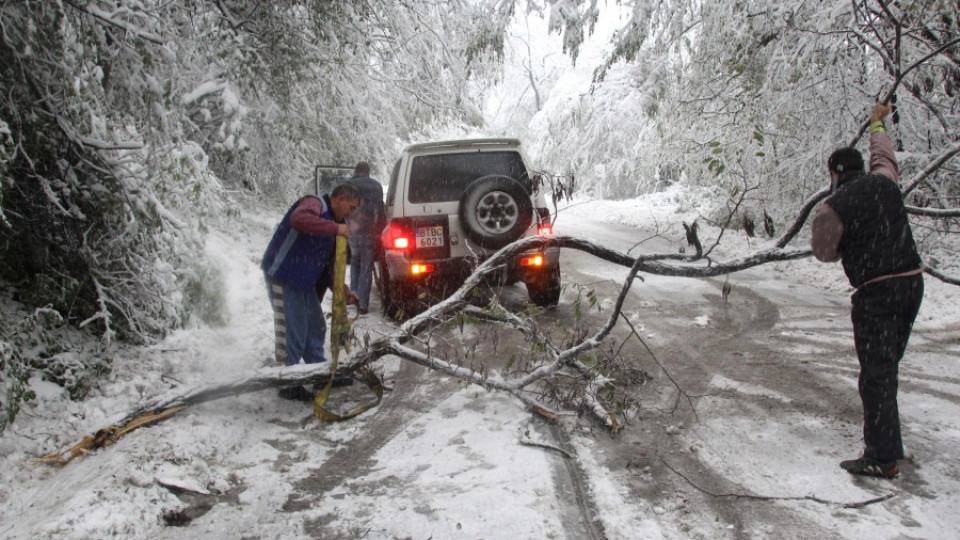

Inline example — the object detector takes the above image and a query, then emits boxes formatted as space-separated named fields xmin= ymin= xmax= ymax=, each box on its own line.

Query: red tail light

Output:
xmin=383 ymin=221 xmax=412 ymax=251
xmin=537 ymin=225 xmax=553 ymax=236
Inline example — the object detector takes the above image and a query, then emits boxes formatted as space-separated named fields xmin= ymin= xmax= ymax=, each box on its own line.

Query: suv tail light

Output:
xmin=537 ymin=225 xmax=553 ymax=236
xmin=383 ymin=220 xmax=412 ymax=251
xmin=410 ymin=263 xmax=435 ymax=275
xmin=520 ymin=254 xmax=545 ymax=267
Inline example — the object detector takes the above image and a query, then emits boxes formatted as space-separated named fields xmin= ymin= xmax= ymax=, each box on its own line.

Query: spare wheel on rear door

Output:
xmin=458 ymin=175 xmax=533 ymax=249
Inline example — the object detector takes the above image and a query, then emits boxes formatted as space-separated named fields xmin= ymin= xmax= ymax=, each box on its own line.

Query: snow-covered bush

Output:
xmin=0 ymin=300 xmax=110 ymax=434
xmin=0 ymin=339 xmax=31 ymax=436
xmin=182 ymin=259 xmax=228 ymax=328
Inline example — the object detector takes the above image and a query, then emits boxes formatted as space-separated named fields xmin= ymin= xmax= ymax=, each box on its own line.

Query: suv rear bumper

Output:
xmin=383 ymin=246 xmax=560 ymax=288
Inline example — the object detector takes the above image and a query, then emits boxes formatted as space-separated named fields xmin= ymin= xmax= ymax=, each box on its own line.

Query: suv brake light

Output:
xmin=537 ymin=225 xmax=553 ymax=236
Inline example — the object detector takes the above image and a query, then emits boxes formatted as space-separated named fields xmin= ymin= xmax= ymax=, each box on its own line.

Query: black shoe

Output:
xmin=332 ymin=374 xmax=354 ymax=387
xmin=840 ymin=457 xmax=899 ymax=478
xmin=313 ymin=374 xmax=354 ymax=391
xmin=278 ymin=385 xmax=313 ymax=402
xmin=357 ymin=307 xmax=369 ymax=315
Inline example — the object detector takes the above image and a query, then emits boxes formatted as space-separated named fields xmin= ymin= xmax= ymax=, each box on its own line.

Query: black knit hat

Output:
xmin=828 ymin=147 xmax=864 ymax=174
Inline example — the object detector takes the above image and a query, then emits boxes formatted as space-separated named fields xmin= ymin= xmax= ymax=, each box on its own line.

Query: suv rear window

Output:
xmin=408 ymin=151 xmax=529 ymax=203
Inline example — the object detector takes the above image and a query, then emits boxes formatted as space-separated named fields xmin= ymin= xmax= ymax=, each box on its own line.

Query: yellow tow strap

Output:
xmin=313 ymin=235 xmax=383 ymax=421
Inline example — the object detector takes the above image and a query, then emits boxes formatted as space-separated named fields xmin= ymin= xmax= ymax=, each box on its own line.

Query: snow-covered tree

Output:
xmin=493 ymin=0 xmax=957 ymax=280
xmin=0 ymin=0 xmax=504 ymax=429
xmin=511 ymin=1 xmax=956 ymax=213
xmin=0 ymin=0 xmax=497 ymax=341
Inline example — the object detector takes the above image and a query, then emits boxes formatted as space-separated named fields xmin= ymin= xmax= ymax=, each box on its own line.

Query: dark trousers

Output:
xmin=850 ymin=274 xmax=923 ymax=461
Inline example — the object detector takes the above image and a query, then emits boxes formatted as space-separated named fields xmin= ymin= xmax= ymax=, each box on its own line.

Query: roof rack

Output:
xmin=403 ymin=138 xmax=521 ymax=152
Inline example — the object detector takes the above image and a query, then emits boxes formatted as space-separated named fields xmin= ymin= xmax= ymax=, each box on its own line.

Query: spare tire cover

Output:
xmin=459 ymin=175 xmax=533 ymax=249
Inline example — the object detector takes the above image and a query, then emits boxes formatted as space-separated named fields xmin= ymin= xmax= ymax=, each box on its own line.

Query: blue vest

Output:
xmin=262 ymin=195 xmax=337 ymax=291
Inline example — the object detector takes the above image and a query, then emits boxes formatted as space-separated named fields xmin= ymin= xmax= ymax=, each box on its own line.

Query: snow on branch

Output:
xmin=78 ymin=275 xmax=116 ymax=346
xmin=63 ymin=0 xmax=166 ymax=45
xmin=901 ymin=141 xmax=960 ymax=197
xmin=906 ymin=206 xmax=960 ymax=218
xmin=76 ymin=138 xmax=144 ymax=151
xmin=181 ymin=82 xmax=227 ymax=106
xmin=775 ymin=188 xmax=830 ymax=249
xmin=55 ymin=116 xmax=143 ymax=152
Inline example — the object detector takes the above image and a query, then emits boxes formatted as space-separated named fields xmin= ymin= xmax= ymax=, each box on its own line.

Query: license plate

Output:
xmin=416 ymin=225 xmax=445 ymax=248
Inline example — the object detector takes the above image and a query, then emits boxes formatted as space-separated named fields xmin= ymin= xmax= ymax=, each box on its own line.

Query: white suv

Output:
xmin=376 ymin=138 xmax=561 ymax=317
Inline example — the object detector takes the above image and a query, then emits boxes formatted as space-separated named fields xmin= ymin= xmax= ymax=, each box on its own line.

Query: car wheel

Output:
xmin=374 ymin=257 xmax=390 ymax=312
xmin=526 ymin=266 xmax=561 ymax=307
xmin=459 ymin=175 xmax=533 ymax=250
xmin=376 ymin=257 xmax=407 ymax=320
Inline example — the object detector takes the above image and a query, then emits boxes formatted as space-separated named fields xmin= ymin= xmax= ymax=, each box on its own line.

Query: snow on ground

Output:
xmin=1 ymin=186 xmax=958 ymax=539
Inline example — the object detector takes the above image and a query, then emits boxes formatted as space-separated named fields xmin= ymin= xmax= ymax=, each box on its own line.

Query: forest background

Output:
xmin=1 ymin=0 xmax=958 ymax=432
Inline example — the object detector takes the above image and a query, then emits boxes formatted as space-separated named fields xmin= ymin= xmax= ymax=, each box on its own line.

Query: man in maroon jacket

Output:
xmin=263 ymin=184 xmax=360 ymax=400
xmin=811 ymin=102 xmax=924 ymax=478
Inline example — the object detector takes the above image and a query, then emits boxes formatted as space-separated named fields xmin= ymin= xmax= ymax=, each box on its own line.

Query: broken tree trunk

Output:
xmin=36 ymin=362 xmax=366 ymax=465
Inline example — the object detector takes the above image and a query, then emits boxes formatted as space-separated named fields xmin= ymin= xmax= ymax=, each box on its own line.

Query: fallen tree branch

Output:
xmin=619 ymin=313 xmax=699 ymax=422
xmin=906 ymin=206 xmax=960 ymax=218
xmin=924 ymin=266 xmax=960 ymax=287
xmin=660 ymin=457 xmax=896 ymax=509
xmin=40 ymin=220 xmax=960 ymax=465
xmin=38 ymin=232 xmax=832 ymax=464
xmin=38 ymin=363 xmax=348 ymax=464
xmin=776 ymin=188 xmax=830 ymax=249
xmin=519 ymin=437 xmax=573 ymax=459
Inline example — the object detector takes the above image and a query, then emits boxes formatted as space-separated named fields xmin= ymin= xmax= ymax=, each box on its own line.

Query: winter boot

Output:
xmin=840 ymin=457 xmax=899 ymax=478
xmin=278 ymin=385 xmax=312 ymax=401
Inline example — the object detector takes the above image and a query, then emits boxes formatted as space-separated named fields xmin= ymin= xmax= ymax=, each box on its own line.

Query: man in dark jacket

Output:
xmin=262 ymin=184 xmax=360 ymax=398
xmin=811 ymin=101 xmax=924 ymax=478
xmin=346 ymin=162 xmax=386 ymax=315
